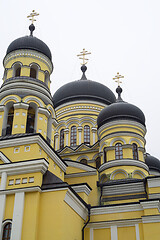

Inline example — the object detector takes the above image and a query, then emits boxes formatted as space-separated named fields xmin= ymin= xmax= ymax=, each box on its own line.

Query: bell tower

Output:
xmin=0 ymin=12 xmax=56 ymax=145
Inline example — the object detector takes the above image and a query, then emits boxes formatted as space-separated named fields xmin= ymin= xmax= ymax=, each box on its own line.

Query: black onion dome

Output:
xmin=145 ymin=155 xmax=160 ymax=173
xmin=6 ymin=35 xmax=52 ymax=60
xmin=97 ymin=100 xmax=145 ymax=128
xmin=52 ymin=80 xmax=116 ymax=108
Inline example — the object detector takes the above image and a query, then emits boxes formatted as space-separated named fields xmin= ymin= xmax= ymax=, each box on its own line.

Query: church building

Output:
xmin=0 ymin=11 xmax=160 ymax=240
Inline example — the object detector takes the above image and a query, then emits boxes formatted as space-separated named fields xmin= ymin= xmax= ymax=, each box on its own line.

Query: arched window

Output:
xmin=13 ymin=63 xmax=21 ymax=77
xmin=26 ymin=106 xmax=35 ymax=133
xmin=95 ymin=157 xmax=101 ymax=169
xmin=6 ymin=107 xmax=14 ymax=135
xmin=80 ymin=159 xmax=87 ymax=165
xmin=15 ymin=67 xmax=21 ymax=77
xmin=103 ymin=147 xmax=107 ymax=163
xmin=84 ymin=125 xmax=90 ymax=145
xmin=70 ymin=126 xmax=77 ymax=147
xmin=60 ymin=129 xmax=64 ymax=149
xmin=133 ymin=143 xmax=138 ymax=160
xmin=2 ymin=222 xmax=12 ymax=240
xmin=30 ymin=67 xmax=37 ymax=78
xmin=45 ymin=71 xmax=49 ymax=87
xmin=115 ymin=143 xmax=123 ymax=160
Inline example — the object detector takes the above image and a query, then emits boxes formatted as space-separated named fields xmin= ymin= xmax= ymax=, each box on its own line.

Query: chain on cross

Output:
xmin=27 ymin=10 xmax=39 ymax=24
xmin=77 ymin=48 xmax=91 ymax=65
xmin=113 ymin=72 xmax=124 ymax=86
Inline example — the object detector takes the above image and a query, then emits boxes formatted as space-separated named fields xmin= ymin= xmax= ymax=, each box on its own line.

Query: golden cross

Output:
xmin=27 ymin=10 xmax=39 ymax=24
xmin=113 ymin=72 xmax=124 ymax=86
xmin=77 ymin=48 xmax=91 ymax=65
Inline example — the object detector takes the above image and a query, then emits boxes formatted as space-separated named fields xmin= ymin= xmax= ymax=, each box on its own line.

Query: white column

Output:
xmin=64 ymin=128 xmax=69 ymax=146
xmin=111 ymin=225 xmax=118 ymax=240
xmin=0 ymin=172 xmax=7 ymax=238
xmin=54 ymin=133 xmax=59 ymax=150
xmin=0 ymin=172 xmax=7 ymax=190
xmin=11 ymin=192 xmax=25 ymax=240
xmin=78 ymin=126 xmax=82 ymax=145
xmin=90 ymin=228 xmax=93 ymax=240
xmin=92 ymin=127 xmax=97 ymax=144
xmin=135 ymin=224 xmax=140 ymax=240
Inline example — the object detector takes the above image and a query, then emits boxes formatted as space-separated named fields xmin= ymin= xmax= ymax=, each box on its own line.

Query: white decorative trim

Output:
xmin=140 ymin=200 xmax=160 ymax=210
xmin=0 ymin=172 xmax=7 ymax=190
xmin=110 ymin=138 xmax=126 ymax=146
xmin=0 ymin=194 xmax=6 ymax=239
xmin=71 ymin=184 xmax=91 ymax=196
xmin=23 ymin=96 xmax=44 ymax=107
xmin=76 ymin=155 xmax=90 ymax=162
xmin=111 ymin=225 xmax=117 ymax=240
xmin=13 ymin=102 xmax=29 ymax=110
xmin=87 ymin=218 xmax=142 ymax=228
xmin=4 ymin=49 xmax=53 ymax=73
xmin=142 ymin=215 xmax=160 ymax=223
xmin=90 ymin=228 xmax=93 ymax=240
xmin=65 ymin=171 xmax=97 ymax=178
xmin=38 ymin=107 xmax=50 ymax=118
xmin=1 ymin=96 xmax=20 ymax=105
xmin=0 ymin=106 xmax=5 ymax=112
xmin=135 ymin=224 xmax=140 ymax=240
xmin=65 ymin=160 xmax=96 ymax=172
xmin=98 ymin=120 xmax=146 ymax=136
xmin=10 ymin=192 xmax=25 ymax=240
xmin=0 ymin=152 xmax=10 ymax=164
xmin=0 ymin=159 xmax=48 ymax=176
xmin=0 ymin=186 xmax=41 ymax=195
xmin=147 ymin=177 xmax=160 ymax=188
xmin=64 ymin=189 xmax=88 ymax=220
xmin=0 ymin=135 xmax=66 ymax=172
xmin=99 ymin=159 xmax=149 ymax=172
xmin=149 ymin=193 xmax=160 ymax=199
xmin=129 ymin=138 xmax=143 ymax=147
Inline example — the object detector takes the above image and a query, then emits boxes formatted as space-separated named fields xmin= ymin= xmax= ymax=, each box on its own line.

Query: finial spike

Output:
xmin=77 ymin=48 xmax=91 ymax=65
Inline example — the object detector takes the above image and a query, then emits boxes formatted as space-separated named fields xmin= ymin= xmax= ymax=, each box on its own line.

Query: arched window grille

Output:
xmin=26 ymin=107 xmax=35 ymax=133
xmin=60 ymin=129 xmax=64 ymax=149
xmin=6 ymin=107 xmax=14 ymax=135
xmin=70 ymin=126 xmax=77 ymax=147
xmin=132 ymin=143 xmax=138 ymax=160
xmin=84 ymin=125 xmax=90 ymax=145
xmin=80 ymin=159 xmax=87 ymax=165
xmin=2 ymin=222 xmax=12 ymax=240
xmin=115 ymin=143 xmax=123 ymax=160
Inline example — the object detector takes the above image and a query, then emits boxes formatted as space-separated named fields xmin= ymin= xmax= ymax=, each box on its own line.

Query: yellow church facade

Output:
xmin=0 ymin=18 xmax=160 ymax=240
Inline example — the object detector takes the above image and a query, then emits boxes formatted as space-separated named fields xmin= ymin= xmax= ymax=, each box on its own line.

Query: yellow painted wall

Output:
xmin=118 ymin=226 xmax=136 ymax=240
xmin=4 ymin=194 xmax=15 ymax=220
xmin=94 ymin=228 xmax=111 ymax=240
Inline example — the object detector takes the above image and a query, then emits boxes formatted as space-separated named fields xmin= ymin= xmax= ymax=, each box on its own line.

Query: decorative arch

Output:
xmin=47 ymin=105 xmax=56 ymax=118
xmin=44 ymin=71 xmax=50 ymax=86
xmin=132 ymin=170 xmax=146 ymax=179
xmin=12 ymin=61 xmax=22 ymax=77
xmin=23 ymin=96 xmax=44 ymax=107
xmin=26 ymin=102 xmax=38 ymax=133
xmin=129 ymin=138 xmax=143 ymax=147
xmin=99 ymin=142 xmax=108 ymax=152
xmin=2 ymin=219 xmax=12 ymax=240
xmin=99 ymin=174 xmax=108 ymax=184
xmin=1 ymin=95 xmax=20 ymax=105
xmin=110 ymin=169 xmax=128 ymax=180
xmin=110 ymin=137 xmax=126 ymax=146
xmin=77 ymin=155 xmax=90 ymax=162
xmin=66 ymin=120 xmax=79 ymax=128
xmin=29 ymin=63 xmax=40 ymax=79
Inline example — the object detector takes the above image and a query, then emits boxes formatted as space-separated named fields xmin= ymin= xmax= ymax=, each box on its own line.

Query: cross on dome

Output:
xmin=77 ymin=48 xmax=91 ymax=65
xmin=27 ymin=10 xmax=39 ymax=24
xmin=113 ymin=72 xmax=124 ymax=86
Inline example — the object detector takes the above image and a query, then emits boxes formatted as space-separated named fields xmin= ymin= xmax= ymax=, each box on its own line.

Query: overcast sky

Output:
xmin=1 ymin=0 xmax=160 ymax=158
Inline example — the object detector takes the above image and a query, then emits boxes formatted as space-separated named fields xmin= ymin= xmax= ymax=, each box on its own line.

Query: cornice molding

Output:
xmin=4 ymin=49 xmax=53 ymax=73
xmin=64 ymin=189 xmax=88 ymax=220
xmin=65 ymin=171 xmax=97 ymax=178
xmin=65 ymin=160 xmax=96 ymax=172
xmin=71 ymin=184 xmax=92 ymax=196
xmin=0 ymin=158 xmax=48 ymax=176
xmin=99 ymin=159 xmax=149 ymax=172
xmin=0 ymin=135 xmax=67 ymax=172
